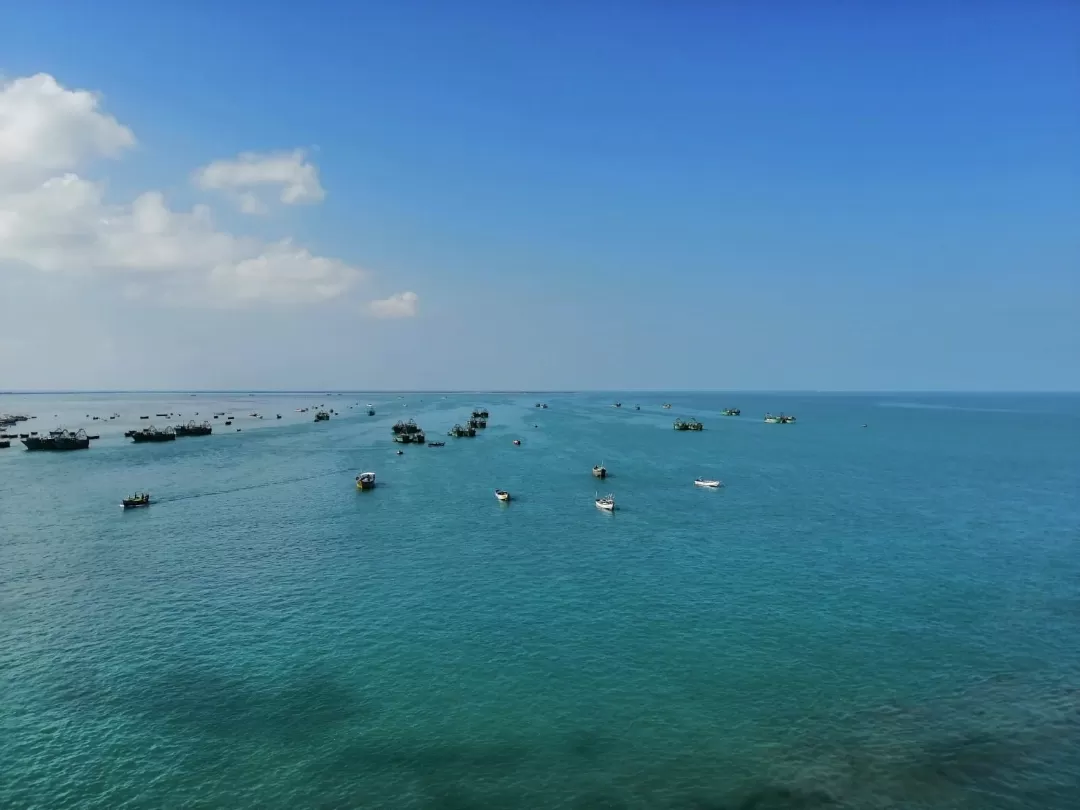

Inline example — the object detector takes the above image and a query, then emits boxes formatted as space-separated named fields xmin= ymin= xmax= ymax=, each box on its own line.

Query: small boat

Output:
xmin=613 ymin=402 xmax=622 ymax=408
xmin=722 ymin=408 xmax=741 ymax=416
xmin=122 ymin=492 xmax=151 ymax=509
xmin=495 ymin=489 xmax=511 ymax=502
xmin=367 ymin=408 xmax=376 ymax=416
xmin=314 ymin=411 xmax=330 ymax=422
xmin=694 ymin=478 xmax=723 ymax=488
xmin=427 ymin=441 xmax=445 ymax=447
xmin=595 ymin=493 xmax=615 ymax=512
xmin=662 ymin=403 xmax=672 ymax=409
xmin=396 ymin=450 xmax=404 ymax=455
xmin=277 ymin=414 xmax=282 ymax=419
xmin=355 ymin=472 xmax=376 ymax=491
xmin=592 ymin=463 xmax=607 ymax=479
xmin=0 ymin=440 xmax=9 ymax=449
xmin=513 ymin=439 xmax=521 ymax=446
xmin=634 ymin=405 xmax=640 ymax=410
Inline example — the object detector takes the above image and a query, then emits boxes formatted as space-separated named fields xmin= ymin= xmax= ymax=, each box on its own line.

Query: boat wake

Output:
xmin=151 ymin=466 xmax=357 ymax=505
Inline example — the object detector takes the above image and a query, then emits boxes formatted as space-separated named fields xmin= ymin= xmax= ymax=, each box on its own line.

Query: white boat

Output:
xmin=595 ymin=493 xmax=615 ymax=512
xmin=495 ymin=489 xmax=511 ymax=502
xmin=356 ymin=472 xmax=376 ymax=490
xmin=694 ymin=478 xmax=722 ymax=488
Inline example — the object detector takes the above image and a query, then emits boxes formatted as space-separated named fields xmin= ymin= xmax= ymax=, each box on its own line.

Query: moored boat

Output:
xmin=122 ymin=492 xmax=151 ymax=509
xmin=592 ymin=463 xmax=607 ymax=479
xmin=495 ymin=489 xmax=511 ymax=502
xmin=131 ymin=426 xmax=176 ymax=443
xmin=314 ymin=411 xmax=330 ymax=422
xmin=764 ymin=413 xmax=796 ymax=424
xmin=174 ymin=420 xmax=212 ymax=437
xmin=427 ymin=441 xmax=445 ymax=447
xmin=674 ymin=418 xmax=704 ymax=431
xmin=23 ymin=428 xmax=91 ymax=451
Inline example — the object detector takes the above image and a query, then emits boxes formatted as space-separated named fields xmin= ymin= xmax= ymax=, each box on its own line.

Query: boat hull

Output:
xmin=23 ymin=438 xmax=90 ymax=450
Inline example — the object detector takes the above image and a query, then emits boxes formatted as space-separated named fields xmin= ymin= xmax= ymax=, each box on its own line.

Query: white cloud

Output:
xmin=0 ymin=73 xmax=135 ymax=184
xmin=193 ymin=149 xmax=325 ymax=213
xmin=368 ymin=291 xmax=419 ymax=319
xmin=0 ymin=74 xmax=371 ymax=308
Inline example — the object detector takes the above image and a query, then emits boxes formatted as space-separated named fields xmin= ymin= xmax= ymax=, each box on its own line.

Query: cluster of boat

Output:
xmin=392 ymin=419 xmax=426 ymax=444
xmin=21 ymin=428 xmax=91 ymax=451
xmin=673 ymin=418 xmax=705 ymax=431
xmin=764 ymin=413 xmax=797 ymax=424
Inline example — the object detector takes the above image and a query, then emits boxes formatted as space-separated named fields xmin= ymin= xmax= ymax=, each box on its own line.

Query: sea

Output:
xmin=1 ymin=391 xmax=1078 ymax=810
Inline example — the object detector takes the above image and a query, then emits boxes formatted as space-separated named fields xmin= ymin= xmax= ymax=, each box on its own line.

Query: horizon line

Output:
xmin=3 ymin=389 xmax=1078 ymax=396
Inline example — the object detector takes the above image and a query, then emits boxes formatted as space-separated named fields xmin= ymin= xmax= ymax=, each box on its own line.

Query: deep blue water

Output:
xmin=2 ymin=392 xmax=1079 ymax=809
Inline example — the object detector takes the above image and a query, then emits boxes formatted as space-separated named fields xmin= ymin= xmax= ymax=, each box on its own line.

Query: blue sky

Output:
xmin=1 ymin=1 xmax=1077 ymax=390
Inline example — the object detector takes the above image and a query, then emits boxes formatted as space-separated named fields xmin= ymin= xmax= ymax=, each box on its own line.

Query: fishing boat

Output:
xmin=131 ymin=426 xmax=176 ymax=443
xmin=592 ymin=463 xmax=607 ymax=479
xmin=448 ymin=424 xmax=476 ymax=438
xmin=495 ymin=489 xmax=511 ymax=502
xmin=472 ymin=409 xmax=490 ymax=419
xmin=0 ymin=440 xmax=9 ymax=449
xmin=673 ymin=418 xmax=704 ymax=431
xmin=174 ymin=420 xmax=212 ymax=437
xmin=122 ymin=492 xmax=151 ymax=509
xmin=355 ymin=472 xmax=376 ymax=491
xmin=662 ymin=403 xmax=672 ymax=409
xmin=595 ymin=493 xmax=615 ymax=512
xmin=694 ymin=478 xmax=723 ymax=488
xmin=722 ymin=408 xmax=741 ymax=416
xmin=468 ymin=417 xmax=487 ymax=429
xmin=23 ymin=428 xmax=91 ymax=451
xmin=314 ymin=411 xmax=330 ymax=422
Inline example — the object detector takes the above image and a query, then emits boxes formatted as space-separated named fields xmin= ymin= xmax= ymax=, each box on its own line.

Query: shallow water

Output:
xmin=2 ymin=392 xmax=1079 ymax=809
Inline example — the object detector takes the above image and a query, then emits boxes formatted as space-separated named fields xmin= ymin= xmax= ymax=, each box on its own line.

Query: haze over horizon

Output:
xmin=1 ymin=2 xmax=1077 ymax=392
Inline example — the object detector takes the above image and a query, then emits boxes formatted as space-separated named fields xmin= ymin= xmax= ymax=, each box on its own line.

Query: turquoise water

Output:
xmin=2 ymin=392 xmax=1079 ymax=809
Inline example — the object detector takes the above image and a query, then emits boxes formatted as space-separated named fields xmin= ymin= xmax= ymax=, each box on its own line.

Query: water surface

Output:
xmin=2 ymin=392 xmax=1078 ymax=808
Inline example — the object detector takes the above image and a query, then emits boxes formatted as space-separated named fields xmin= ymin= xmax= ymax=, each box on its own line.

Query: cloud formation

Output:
xmin=193 ymin=149 xmax=325 ymax=214
xmin=0 ymin=73 xmax=413 ymax=312
xmin=0 ymin=73 xmax=134 ymax=184
xmin=368 ymin=291 xmax=419 ymax=318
